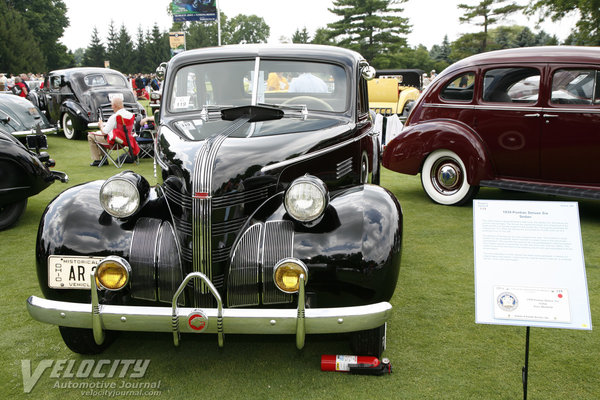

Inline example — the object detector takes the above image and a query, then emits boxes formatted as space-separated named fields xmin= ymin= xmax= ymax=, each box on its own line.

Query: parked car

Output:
xmin=368 ymin=69 xmax=423 ymax=118
xmin=383 ymin=46 xmax=600 ymax=206
xmin=0 ymin=129 xmax=67 ymax=229
xmin=27 ymin=44 xmax=403 ymax=356
xmin=0 ymin=93 xmax=57 ymax=141
xmin=35 ymin=67 xmax=146 ymax=139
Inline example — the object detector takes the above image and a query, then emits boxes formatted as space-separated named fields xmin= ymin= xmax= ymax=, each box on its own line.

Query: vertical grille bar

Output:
xmin=227 ymin=223 xmax=263 ymax=307
xmin=262 ymin=220 xmax=294 ymax=304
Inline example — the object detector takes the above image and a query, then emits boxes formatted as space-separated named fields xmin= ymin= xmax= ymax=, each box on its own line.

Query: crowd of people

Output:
xmin=0 ymin=72 xmax=45 ymax=96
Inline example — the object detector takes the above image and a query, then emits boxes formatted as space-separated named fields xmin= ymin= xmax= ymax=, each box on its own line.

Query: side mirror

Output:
xmin=153 ymin=109 xmax=160 ymax=126
xmin=156 ymin=62 xmax=168 ymax=81
xmin=361 ymin=66 xmax=376 ymax=81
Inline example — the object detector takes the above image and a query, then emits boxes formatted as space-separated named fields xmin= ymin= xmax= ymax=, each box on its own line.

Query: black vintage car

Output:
xmin=0 ymin=130 xmax=67 ymax=229
xmin=36 ymin=67 xmax=146 ymax=139
xmin=27 ymin=45 xmax=403 ymax=357
xmin=0 ymin=93 xmax=57 ymax=140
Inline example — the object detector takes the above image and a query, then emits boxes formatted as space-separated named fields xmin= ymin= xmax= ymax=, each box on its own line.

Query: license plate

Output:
xmin=108 ymin=93 xmax=124 ymax=101
xmin=48 ymin=256 xmax=104 ymax=289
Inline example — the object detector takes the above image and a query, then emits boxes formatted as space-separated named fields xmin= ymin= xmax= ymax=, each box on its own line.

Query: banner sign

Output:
xmin=169 ymin=32 xmax=186 ymax=57
xmin=474 ymin=200 xmax=592 ymax=330
xmin=171 ymin=0 xmax=217 ymax=22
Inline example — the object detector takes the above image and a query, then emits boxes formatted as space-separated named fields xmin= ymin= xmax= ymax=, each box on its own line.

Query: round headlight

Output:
xmin=100 ymin=177 xmax=140 ymax=218
xmin=95 ymin=256 xmax=131 ymax=291
xmin=284 ymin=175 xmax=328 ymax=223
xmin=273 ymin=258 xmax=308 ymax=294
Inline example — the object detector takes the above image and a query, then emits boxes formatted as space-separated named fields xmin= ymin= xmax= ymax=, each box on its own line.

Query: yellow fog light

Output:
xmin=273 ymin=258 xmax=308 ymax=294
xmin=95 ymin=256 xmax=131 ymax=291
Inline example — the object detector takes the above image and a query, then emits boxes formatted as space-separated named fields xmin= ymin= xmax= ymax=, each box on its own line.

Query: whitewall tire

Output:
xmin=421 ymin=149 xmax=478 ymax=206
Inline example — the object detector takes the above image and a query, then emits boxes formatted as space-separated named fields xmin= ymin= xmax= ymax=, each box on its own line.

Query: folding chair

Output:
xmin=135 ymin=124 xmax=155 ymax=159
xmin=96 ymin=114 xmax=140 ymax=168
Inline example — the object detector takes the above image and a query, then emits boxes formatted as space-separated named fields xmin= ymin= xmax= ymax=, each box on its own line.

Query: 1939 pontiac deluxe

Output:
xmin=27 ymin=45 xmax=403 ymax=356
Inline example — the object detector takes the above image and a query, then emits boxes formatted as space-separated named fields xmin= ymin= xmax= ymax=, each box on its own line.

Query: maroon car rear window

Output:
xmin=440 ymin=72 xmax=475 ymax=102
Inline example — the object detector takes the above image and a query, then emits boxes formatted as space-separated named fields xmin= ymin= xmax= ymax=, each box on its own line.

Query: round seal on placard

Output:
xmin=497 ymin=292 xmax=518 ymax=311
xmin=188 ymin=310 xmax=208 ymax=331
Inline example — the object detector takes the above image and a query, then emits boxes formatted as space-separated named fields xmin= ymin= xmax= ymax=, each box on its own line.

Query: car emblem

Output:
xmin=188 ymin=310 xmax=208 ymax=331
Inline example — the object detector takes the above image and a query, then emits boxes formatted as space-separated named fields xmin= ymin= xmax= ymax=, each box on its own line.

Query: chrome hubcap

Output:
xmin=431 ymin=158 xmax=462 ymax=194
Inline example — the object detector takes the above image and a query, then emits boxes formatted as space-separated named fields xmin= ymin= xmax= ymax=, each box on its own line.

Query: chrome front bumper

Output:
xmin=27 ymin=272 xmax=392 ymax=350
xmin=11 ymin=127 xmax=58 ymax=136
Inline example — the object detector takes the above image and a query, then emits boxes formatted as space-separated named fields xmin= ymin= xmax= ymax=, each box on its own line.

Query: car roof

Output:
xmin=441 ymin=46 xmax=600 ymax=77
xmin=169 ymin=44 xmax=365 ymax=69
xmin=49 ymin=67 xmax=125 ymax=77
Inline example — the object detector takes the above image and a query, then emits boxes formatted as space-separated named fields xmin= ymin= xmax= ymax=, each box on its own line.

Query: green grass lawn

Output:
xmin=1 ymin=134 xmax=598 ymax=399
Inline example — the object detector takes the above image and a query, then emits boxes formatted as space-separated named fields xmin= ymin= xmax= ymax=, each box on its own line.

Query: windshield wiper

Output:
xmin=257 ymin=102 xmax=308 ymax=120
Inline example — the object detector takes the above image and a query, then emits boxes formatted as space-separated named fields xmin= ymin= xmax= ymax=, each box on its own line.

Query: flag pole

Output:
xmin=217 ymin=0 xmax=221 ymax=46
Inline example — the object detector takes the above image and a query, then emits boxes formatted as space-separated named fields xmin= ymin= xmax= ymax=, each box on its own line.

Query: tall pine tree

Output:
xmin=83 ymin=27 xmax=106 ymax=68
xmin=327 ymin=0 xmax=411 ymax=67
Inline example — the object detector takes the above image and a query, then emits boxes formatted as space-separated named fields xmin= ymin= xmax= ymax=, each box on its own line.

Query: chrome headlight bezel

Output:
xmin=99 ymin=171 xmax=149 ymax=218
xmin=273 ymin=258 xmax=308 ymax=294
xmin=284 ymin=175 xmax=329 ymax=224
xmin=94 ymin=256 xmax=131 ymax=291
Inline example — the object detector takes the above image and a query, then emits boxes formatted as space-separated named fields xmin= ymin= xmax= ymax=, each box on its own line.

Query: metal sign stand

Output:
xmin=522 ymin=327 xmax=531 ymax=400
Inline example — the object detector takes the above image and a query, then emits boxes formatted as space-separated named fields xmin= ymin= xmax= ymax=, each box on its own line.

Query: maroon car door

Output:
xmin=474 ymin=66 xmax=544 ymax=179
xmin=540 ymin=66 xmax=600 ymax=185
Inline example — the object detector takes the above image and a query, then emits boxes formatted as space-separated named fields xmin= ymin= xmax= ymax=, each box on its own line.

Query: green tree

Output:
xmin=106 ymin=20 xmax=118 ymax=64
xmin=147 ymin=23 xmax=170 ymax=67
xmin=430 ymin=35 xmax=452 ymax=63
xmin=83 ymin=27 xmax=106 ymax=68
xmin=292 ymin=27 xmax=310 ymax=44
xmin=73 ymin=48 xmax=85 ymax=67
xmin=515 ymin=26 xmax=537 ymax=47
xmin=0 ymin=1 xmax=45 ymax=73
xmin=223 ymin=14 xmax=270 ymax=44
xmin=134 ymin=26 xmax=151 ymax=72
xmin=327 ymin=0 xmax=411 ymax=65
xmin=311 ymin=28 xmax=336 ymax=45
xmin=185 ymin=13 xmax=224 ymax=49
xmin=111 ymin=24 xmax=135 ymax=73
xmin=458 ymin=0 xmax=525 ymax=52
xmin=7 ymin=0 xmax=70 ymax=70
xmin=528 ymin=0 xmax=600 ymax=45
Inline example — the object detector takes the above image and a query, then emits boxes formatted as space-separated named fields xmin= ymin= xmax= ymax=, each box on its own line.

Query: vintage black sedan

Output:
xmin=27 ymin=45 xmax=403 ymax=357
xmin=0 ymin=129 xmax=67 ymax=229
xmin=36 ymin=67 xmax=146 ymax=139
xmin=0 ymin=93 xmax=57 ymax=140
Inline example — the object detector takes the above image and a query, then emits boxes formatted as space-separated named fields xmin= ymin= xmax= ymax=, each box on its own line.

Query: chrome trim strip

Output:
xmin=251 ymin=57 xmax=261 ymax=105
xmin=261 ymin=129 xmax=370 ymax=173
xmin=336 ymin=157 xmax=353 ymax=179
xmin=10 ymin=127 xmax=58 ymax=136
xmin=192 ymin=117 xmax=250 ymax=300
xmin=27 ymin=295 xmax=392 ymax=335
xmin=424 ymin=103 xmax=600 ymax=114
xmin=87 ymin=122 xmax=100 ymax=128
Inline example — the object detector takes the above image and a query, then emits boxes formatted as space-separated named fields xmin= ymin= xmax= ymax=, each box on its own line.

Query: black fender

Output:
xmin=234 ymin=184 xmax=402 ymax=307
xmin=60 ymin=100 xmax=89 ymax=130
xmin=35 ymin=180 xmax=169 ymax=303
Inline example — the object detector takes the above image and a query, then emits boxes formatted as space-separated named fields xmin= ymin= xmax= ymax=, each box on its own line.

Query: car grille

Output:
xmin=98 ymin=102 xmax=140 ymax=121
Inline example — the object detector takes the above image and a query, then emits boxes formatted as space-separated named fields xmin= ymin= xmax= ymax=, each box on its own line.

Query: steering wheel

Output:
xmin=281 ymin=96 xmax=334 ymax=111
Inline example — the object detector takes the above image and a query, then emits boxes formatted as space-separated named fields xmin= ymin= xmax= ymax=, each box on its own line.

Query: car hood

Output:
xmin=0 ymin=94 xmax=51 ymax=133
xmin=158 ymin=114 xmax=353 ymax=195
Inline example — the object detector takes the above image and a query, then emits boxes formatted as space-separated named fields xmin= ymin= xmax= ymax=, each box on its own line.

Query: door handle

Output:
xmin=543 ymin=114 xmax=559 ymax=118
xmin=524 ymin=113 xmax=540 ymax=117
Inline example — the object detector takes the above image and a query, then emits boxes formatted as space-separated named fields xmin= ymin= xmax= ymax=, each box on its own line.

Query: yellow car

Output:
xmin=368 ymin=69 xmax=423 ymax=118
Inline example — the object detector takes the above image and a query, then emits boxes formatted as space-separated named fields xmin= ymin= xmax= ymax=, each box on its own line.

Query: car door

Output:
xmin=474 ymin=66 xmax=544 ymax=179
xmin=540 ymin=66 xmax=600 ymax=185
xmin=47 ymin=74 xmax=63 ymax=122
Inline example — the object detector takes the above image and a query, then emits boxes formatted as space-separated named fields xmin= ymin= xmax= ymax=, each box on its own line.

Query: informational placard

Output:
xmin=474 ymin=200 xmax=592 ymax=330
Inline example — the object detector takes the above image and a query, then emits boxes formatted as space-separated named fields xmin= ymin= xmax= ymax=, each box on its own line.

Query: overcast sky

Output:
xmin=61 ymin=0 xmax=577 ymax=52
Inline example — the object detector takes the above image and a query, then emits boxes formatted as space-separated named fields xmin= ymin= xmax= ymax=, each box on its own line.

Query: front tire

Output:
xmin=62 ymin=112 xmax=81 ymax=140
xmin=59 ymin=326 xmax=118 ymax=354
xmin=350 ymin=323 xmax=386 ymax=358
xmin=0 ymin=199 xmax=27 ymax=230
xmin=421 ymin=149 xmax=478 ymax=206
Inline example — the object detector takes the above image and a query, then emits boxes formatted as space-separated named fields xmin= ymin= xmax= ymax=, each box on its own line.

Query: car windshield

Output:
xmin=84 ymin=73 xmax=128 ymax=88
xmin=168 ymin=59 xmax=348 ymax=113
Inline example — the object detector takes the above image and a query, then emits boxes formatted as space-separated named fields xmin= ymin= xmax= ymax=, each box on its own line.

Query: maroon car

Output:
xmin=383 ymin=46 xmax=600 ymax=205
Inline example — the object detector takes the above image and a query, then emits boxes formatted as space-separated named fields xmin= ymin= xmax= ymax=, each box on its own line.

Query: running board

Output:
xmin=480 ymin=180 xmax=600 ymax=201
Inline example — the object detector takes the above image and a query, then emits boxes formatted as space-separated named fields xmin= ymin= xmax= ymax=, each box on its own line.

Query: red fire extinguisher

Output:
xmin=321 ymin=355 xmax=392 ymax=375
